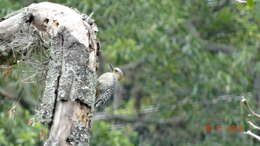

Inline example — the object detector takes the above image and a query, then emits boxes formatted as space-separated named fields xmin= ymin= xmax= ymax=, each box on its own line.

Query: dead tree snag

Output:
xmin=0 ymin=2 xmax=99 ymax=146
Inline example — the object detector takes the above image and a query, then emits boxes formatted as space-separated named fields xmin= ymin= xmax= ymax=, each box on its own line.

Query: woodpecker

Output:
xmin=95 ymin=64 xmax=124 ymax=108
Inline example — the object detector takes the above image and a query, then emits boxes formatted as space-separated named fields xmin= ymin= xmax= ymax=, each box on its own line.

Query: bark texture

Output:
xmin=0 ymin=2 xmax=99 ymax=146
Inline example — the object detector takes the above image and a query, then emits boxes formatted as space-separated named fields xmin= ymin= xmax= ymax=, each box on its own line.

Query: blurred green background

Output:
xmin=0 ymin=0 xmax=259 ymax=145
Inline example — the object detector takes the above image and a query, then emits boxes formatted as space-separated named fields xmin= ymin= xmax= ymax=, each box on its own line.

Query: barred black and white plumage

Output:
xmin=95 ymin=66 xmax=123 ymax=108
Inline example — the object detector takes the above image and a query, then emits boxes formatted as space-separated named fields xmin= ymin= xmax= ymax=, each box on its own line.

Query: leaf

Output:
xmin=247 ymin=0 xmax=254 ymax=7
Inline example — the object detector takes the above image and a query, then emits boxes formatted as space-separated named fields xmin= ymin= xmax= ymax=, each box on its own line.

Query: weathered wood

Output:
xmin=0 ymin=2 xmax=99 ymax=145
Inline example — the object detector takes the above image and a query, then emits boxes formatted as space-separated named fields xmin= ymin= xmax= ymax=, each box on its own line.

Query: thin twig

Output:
xmin=244 ymin=130 xmax=260 ymax=141
xmin=241 ymin=97 xmax=260 ymax=118
xmin=248 ymin=121 xmax=260 ymax=130
xmin=0 ymin=88 xmax=16 ymax=99
xmin=20 ymin=73 xmax=37 ymax=83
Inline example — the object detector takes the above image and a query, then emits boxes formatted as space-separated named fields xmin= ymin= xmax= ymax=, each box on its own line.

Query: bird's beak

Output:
xmin=118 ymin=76 xmax=123 ymax=81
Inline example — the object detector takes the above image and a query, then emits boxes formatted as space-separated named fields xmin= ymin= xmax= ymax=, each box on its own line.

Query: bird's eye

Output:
xmin=115 ymin=70 xmax=118 ymax=72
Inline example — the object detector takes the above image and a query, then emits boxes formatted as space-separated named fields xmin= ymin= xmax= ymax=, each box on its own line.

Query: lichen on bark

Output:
xmin=0 ymin=2 xmax=99 ymax=145
xmin=67 ymin=120 xmax=89 ymax=145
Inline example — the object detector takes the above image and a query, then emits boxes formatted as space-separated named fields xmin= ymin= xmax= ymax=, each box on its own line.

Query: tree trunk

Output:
xmin=0 ymin=2 xmax=99 ymax=145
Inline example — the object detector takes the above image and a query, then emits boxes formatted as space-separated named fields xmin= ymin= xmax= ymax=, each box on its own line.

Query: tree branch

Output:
xmin=241 ymin=97 xmax=260 ymax=118
xmin=244 ymin=130 xmax=260 ymax=141
xmin=202 ymin=41 xmax=235 ymax=54
xmin=94 ymin=112 xmax=183 ymax=126
xmin=119 ymin=56 xmax=147 ymax=71
xmin=248 ymin=121 xmax=260 ymax=131
xmin=0 ymin=88 xmax=16 ymax=99
xmin=186 ymin=20 xmax=236 ymax=54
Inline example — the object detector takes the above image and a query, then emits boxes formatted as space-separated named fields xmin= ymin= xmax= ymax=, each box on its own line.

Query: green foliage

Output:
xmin=91 ymin=122 xmax=137 ymax=146
xmin=247 ymin=0 xmax=254 ymax=8
xmin=0 ymin=0 xmax=259 ymax=145
xmin=0 ymin=107 xmax=44 ymax=146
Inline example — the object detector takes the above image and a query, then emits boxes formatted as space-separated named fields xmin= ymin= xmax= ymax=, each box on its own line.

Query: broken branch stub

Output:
xmin=0 ymin=2 xmax=99 ymax=145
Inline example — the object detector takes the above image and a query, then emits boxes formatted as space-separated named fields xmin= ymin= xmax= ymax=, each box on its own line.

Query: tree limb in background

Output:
xmin=208 ymin=0 xmax=229 ymax=12
xmin=0 ymin=87 xmax=37 ymax=113
xmin=93 ymin=106 xmax=181 ymax=128
xmin=241 ymin=97 xmax=260 ymax=141
xmin=202 ymin=41 xmax=235 ymax=54
xmin=0 ymin=2 xmax=99 ymax=145
xmin=248 ymin=121 xmax=260 ymax=131
xmin=186 ymin=20 xmax=236 ymax=54
xmin=241 ymin=97 xmax=260 ymax=118
xmin=94 ymin=112 xmax=183 ymax=126
xmin=0 ymin=88 xmax=16 ymax=99
xmin=244 ymin=130 xmax=260 ymax=141
xmin=131 ymin=83 xmax=142 ymax=117
xmin=119 ymin=56 xmax=147 ymax=71
xmin=254 ymin=71 xmax=260 ymax=100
